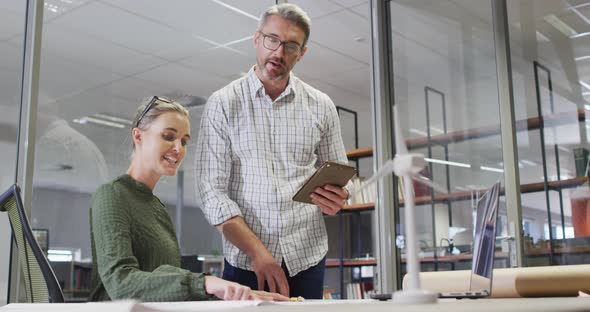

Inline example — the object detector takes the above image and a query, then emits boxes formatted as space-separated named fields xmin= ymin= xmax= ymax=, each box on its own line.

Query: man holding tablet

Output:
xmin=195 ymin=3 xmax=349 ymax=299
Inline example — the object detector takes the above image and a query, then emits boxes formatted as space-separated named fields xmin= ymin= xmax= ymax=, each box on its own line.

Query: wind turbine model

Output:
xmin=352 ymin=105 xmax=441 ymax=304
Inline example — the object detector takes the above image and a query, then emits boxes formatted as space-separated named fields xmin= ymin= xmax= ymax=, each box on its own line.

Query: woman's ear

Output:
xmin=131 ymin=128 xmax=142 ymax=147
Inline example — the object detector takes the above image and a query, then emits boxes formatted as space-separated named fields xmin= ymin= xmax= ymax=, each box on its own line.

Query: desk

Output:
xmin=1 ymin=298 xmax=590 ymax=312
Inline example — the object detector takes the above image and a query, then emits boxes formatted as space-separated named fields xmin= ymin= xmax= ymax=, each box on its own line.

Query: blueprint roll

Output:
xmin=514 ymin=264 xmax=590 ymax=297
xmin=411 ymin=264 xmax=590 ymax=298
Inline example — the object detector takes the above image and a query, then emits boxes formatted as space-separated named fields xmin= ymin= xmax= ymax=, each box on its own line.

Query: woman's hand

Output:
xmin=204 ymin=276 xmax=289 ymax=301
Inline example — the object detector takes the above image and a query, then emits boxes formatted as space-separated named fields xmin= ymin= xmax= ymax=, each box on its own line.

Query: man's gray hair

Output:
xmin=258 ymin=3 xmax=311 ymax=47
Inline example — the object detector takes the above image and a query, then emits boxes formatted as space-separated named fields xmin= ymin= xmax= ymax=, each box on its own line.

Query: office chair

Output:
xmin=0 ymin=184 xmax=64 ymax=303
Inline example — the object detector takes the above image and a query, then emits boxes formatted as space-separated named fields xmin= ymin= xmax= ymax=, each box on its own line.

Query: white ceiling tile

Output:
xmin=295 ymin=42 xmax=367 ymax=80
xmin=0 ymin=42 xmax=24 ymax=75
xmin=38 ymin=51 xmax=125 ymax=104
xmin=101 ymin=77 xmax=173 ymax=104
xmin=350 ymin=2 xmax=370 ymax=19
xmin=43 ymin=0 xmax=95 ymax=21
xmin=292 ymin=0 xmax=367 ymax=19
xmin=214 ymin=0 xmax=275 ymax=20
xmin=50 ymin=1 xmax=213 ymax=60
xmin=0 ymin=0 xmax=26 ymax=14
xmin=100 ymin=0 xmax=259 ymax=47
xmin=314 ymin=66 xmax=371 ymax=99
xmin=308 ymin=8 xmax=371 ymax=63
xmin=41 ymin=23 xmax=168 ymax=76
xmin=0 ymin=8 xmax=26 ymax=40
xmin=291 ymin=0 xmax=344 ymax=18
xmin=133 ymin=63 xmax=229 ymax=100
xmin=180 ymin=47 xmax=253 ymax=80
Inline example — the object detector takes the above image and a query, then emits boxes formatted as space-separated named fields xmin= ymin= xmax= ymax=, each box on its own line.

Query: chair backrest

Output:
xmin=0 ymin=184 xmax=64 ymax=303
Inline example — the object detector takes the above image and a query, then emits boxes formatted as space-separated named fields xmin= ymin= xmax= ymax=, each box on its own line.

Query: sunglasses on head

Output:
xmin=134 ymin=96 xmax=173 ymax=128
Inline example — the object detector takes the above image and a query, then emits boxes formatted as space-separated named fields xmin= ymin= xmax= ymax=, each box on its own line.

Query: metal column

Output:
xmin=491 ymin=0 xmax=525 ymax=267
xmin=10 ymin=0 xmax=45 ymax=303
xmin=370 ymin=0 xmax=400 ymax=292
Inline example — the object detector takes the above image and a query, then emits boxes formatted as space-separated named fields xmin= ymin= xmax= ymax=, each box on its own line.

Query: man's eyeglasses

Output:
xmin=134 ymin=96 xmax=173 ymax=128
xmin=258 ymin=31 xmax=303 ymax=56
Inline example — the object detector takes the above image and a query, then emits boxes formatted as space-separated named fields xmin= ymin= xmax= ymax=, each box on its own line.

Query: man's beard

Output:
xmin=260 ymin=57 xmax=288 ymax=81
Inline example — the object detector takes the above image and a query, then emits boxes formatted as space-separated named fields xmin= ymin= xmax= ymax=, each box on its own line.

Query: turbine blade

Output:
xmin=411 ymin=174 xmax=448 ymax=194
xmin=349 ymin=159 xmax=396 ymax=196
xmin=393 ymin=105 xmax=409 ymax=155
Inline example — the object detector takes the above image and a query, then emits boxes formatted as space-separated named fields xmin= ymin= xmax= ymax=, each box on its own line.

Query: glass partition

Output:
xmin=390 ymin=0 xmax=508 ymax=280
xmin=0 ymin=0 xmax=27 ymax=304
xmin=29 ymin=0 xmax=274 ymax=301
xmin=507 ymin=0 xmax=590 ymax=266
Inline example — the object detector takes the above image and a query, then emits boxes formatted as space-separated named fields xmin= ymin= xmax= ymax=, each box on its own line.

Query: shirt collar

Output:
xmin=247 ymin=66 xmax=296 ymax=100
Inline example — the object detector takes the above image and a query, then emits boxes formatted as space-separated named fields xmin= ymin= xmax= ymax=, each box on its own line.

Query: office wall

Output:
xmin=29 ymin=187 xmax=222 ymax=260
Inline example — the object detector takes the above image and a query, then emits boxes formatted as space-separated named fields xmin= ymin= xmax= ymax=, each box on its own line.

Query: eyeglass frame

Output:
xmin=257 ymin=31 xmax=304 ymax=56
xmin=134 ymin=96 xmax=173 ymax=128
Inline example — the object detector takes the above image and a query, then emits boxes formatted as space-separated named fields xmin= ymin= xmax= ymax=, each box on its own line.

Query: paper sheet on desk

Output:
xmin=0 ymin=300 xmax=264 ymax=312
xmin=0 ymin=300 xmax=141 ymax=312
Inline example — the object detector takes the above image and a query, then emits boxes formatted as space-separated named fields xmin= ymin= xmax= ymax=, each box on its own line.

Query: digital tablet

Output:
xmin=292 ymin=161 xmax=357 ymax=204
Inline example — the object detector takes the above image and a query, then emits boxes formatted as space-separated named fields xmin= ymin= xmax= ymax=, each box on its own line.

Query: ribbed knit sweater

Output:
xmin=89 ymin=174 xmax=209 ymax=301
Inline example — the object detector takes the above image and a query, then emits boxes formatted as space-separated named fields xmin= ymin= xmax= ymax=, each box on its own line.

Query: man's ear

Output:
xmin=131 ymin=128 xmax=142 ymax=147
xmin=297 ymin=45 xmax=308 ymax=62
xmin=253 ymin=31 xmax=261 ymax=47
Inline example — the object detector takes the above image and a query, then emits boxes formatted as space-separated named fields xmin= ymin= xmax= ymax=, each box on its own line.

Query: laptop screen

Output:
xmin=470 ymin=181 xmax=501 ymax=293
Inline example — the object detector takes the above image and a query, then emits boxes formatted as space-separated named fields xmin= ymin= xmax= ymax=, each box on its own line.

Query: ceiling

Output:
xmin=0 ymin=0 xmax=589 ymax=214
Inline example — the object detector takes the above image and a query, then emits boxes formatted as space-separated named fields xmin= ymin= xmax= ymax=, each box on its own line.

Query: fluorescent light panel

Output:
xmin=211 ymin=0 xmax=260 ymax=21
xmin=424 ymin=157 xmax=471 ymax=168
xmin=544 ymin=14 xmax=578 ymax=37
xmin=94 ymin=113 xmax=133 ymax=125
xmin=571 ymin=31 xmax=590 ymax=39
xmin=480 ymin=166 xmax=504 ymax=173
xmin=580 ymin=80 xmax=590 ymax=90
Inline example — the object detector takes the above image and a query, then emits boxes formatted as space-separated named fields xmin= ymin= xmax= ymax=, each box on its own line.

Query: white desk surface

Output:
xmin=1 ymin=298 xmax=590 ymax=312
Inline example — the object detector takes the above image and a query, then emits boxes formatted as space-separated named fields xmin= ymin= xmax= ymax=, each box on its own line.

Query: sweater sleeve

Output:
xmin=91 ymin=184 xmax=211 ymax=301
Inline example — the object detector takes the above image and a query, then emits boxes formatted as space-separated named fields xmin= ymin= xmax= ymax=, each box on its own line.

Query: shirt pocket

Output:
xmin=277 ymin=126 xmax=320 ymax=166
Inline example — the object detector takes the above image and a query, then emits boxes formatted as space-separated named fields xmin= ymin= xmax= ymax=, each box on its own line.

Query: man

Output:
xmin=195 ymin=3 xmax=349 ymax=299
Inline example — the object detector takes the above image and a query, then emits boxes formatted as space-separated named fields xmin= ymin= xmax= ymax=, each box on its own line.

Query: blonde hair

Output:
xmin=131 ymin=96 xmax=189 ymax=151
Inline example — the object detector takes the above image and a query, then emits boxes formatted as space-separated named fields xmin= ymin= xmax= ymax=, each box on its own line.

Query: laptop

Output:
xmin=439 ymin=180 xmax=501 ymax=299
xmin=370 ymin=181 xmax=502 ymax=301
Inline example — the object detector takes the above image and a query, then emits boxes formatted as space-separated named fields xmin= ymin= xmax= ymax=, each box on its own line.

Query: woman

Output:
xmin=89 ymin=96 xmax=287 ymax=302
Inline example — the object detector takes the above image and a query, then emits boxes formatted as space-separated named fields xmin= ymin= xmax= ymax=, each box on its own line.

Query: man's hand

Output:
xmin=251 ymin=251 xmax=290 ymax=297
xmin=204 ymin=276 xmax=289 ymax=301
xmin=310 ymin=184 xmax=348 ymax=215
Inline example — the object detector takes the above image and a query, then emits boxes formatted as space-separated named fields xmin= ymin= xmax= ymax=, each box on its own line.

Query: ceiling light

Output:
xmin=580 ymin=80 xmax=590 ymax=90
xmin=424 ymin=157 xmax=471 ymax=168
xmin=209 ymin=35 xmax=253 ymax=50
xmin=585 ymin=104 xmax=590 ymax=110
xmin=409 ymin=128 xmax=427 ymax=136
xmin=48 ymin=249 xmax=73 ymax=262
xmin=575 ymin=55 xmax=590 ymax=61
xmin=73 ymin=116 xmax=125 ymax=129
xmin=85 ymin=116 xmax=126 ymax=129
xmin=94 ymin=113 xmax=133 ymax=125
xmin=536 ymin=31 xmax=550 ymax=42
xmin=571 ymin=31 xmax=590 ymax=39
xmin=430 ymin=126 xmax=444 ymax=134
xmin=480 ymin=166 xmax=504 ymax=173
xmin=520 ymin=159 xmax=538 ymax=166
xmin=211 ymin=0 xmax=259 ymax=21
xmin=544 ymin=14 xmax=578 ymax=37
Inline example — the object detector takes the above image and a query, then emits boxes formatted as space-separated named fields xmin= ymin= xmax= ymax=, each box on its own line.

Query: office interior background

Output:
xmin=1 ymin=0 xmax=590 ymax=303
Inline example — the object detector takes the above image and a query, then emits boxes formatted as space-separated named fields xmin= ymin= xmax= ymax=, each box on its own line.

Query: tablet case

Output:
xmin=292 ymin=161 xmax=357 ymax=204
